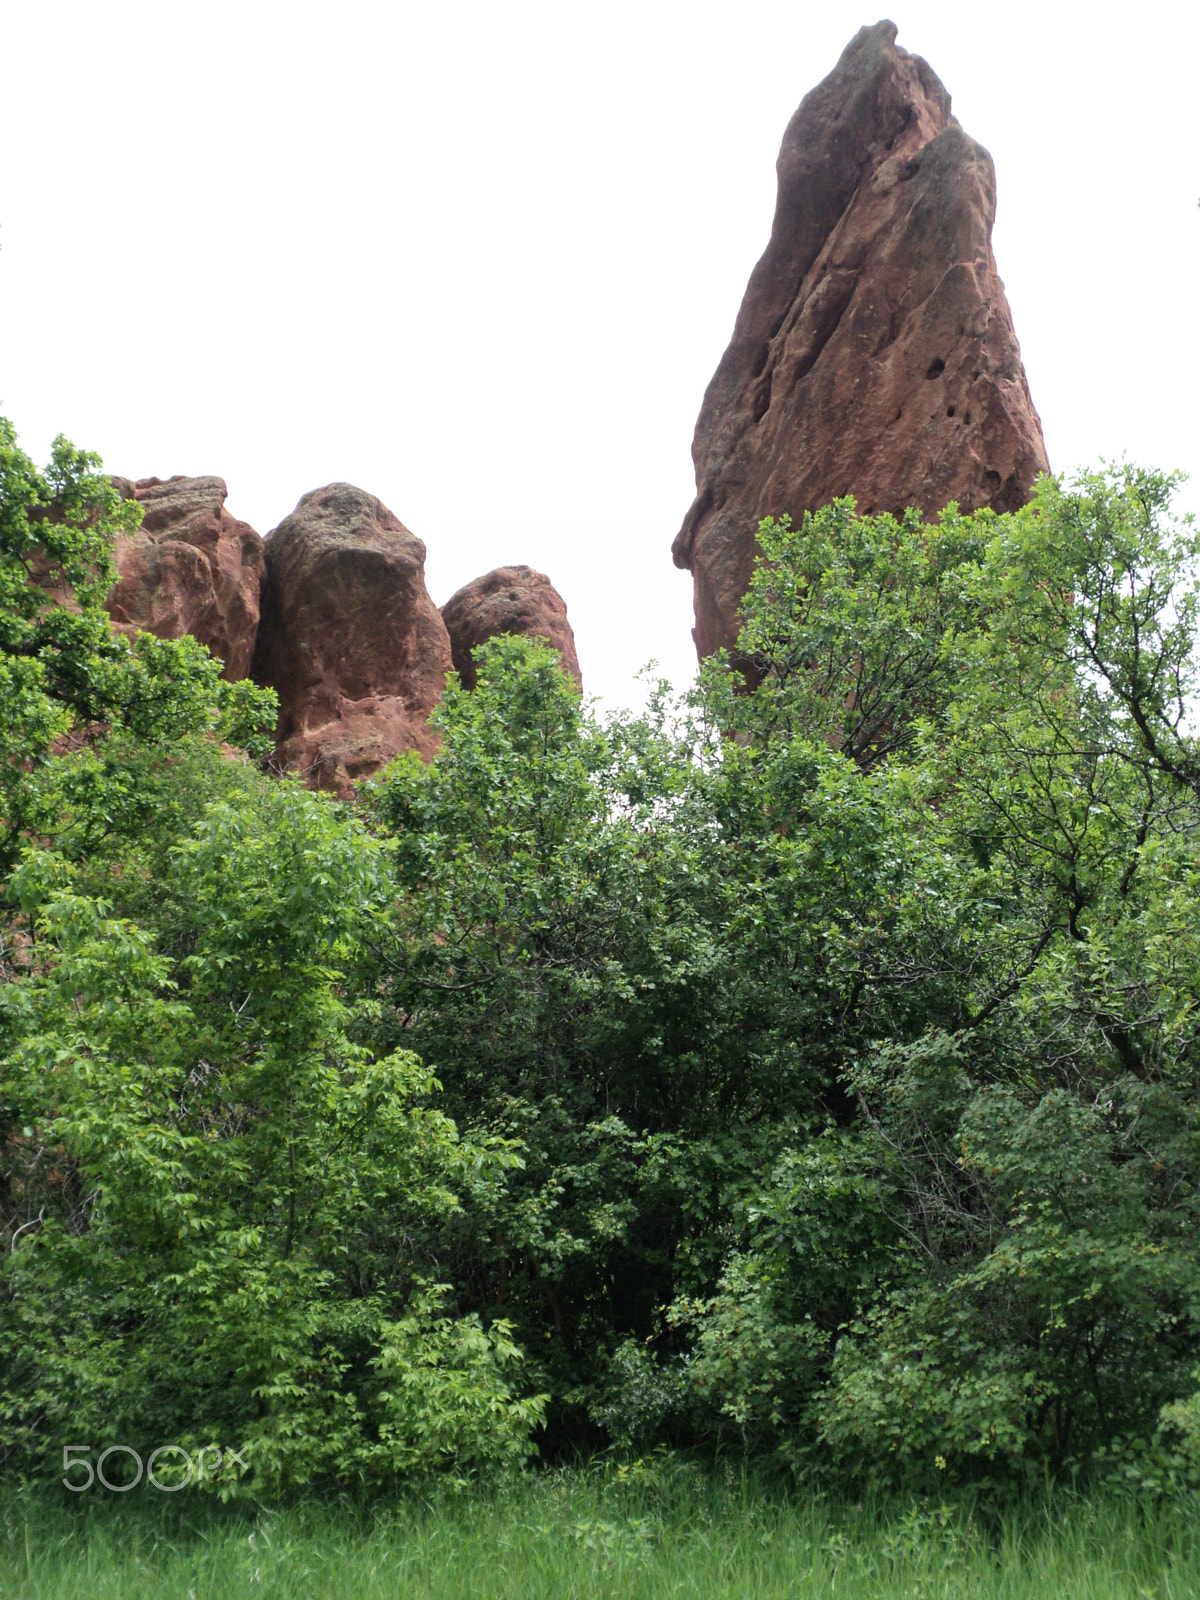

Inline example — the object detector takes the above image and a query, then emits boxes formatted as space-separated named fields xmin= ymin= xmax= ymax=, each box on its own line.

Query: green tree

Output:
xmin=678 ymin=468 xmax=1200 ymax=1484
xmin=0 ymin=416 xmax=275 ymax=879
xmin=1 ymin=784 xmax=544 ymax=1494
xmin=0 ymin=418 xmax=544 ymax=1496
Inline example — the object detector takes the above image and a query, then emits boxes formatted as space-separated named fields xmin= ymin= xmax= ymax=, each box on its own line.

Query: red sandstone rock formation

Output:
xmin=250 ymin=483 xmax=452 ymax=793
xmin=440 ymin=566 xmax=582 ymax=692
xmin=107 ymin=476 xmax=264 ymax=680
xmin=673 ymin=19 xmax=1049 ymax=660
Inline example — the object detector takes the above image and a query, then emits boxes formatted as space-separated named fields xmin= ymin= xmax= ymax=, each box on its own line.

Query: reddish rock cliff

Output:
xmin=673 ymin=19 xmax=1049 ymax=660
xmin=441 ymin=565 xmax=582 ymax=692
xmin=107 ymin=475 xmax=264 ymax=680
xmin=250 ymin=483 xmax=452 ymax=793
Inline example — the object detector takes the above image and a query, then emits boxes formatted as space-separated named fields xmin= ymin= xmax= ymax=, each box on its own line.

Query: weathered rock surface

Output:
xmin=673 ymin=19 xmax=1049 ymax=659
xmin=441 ymin=566 xmax=582 ymax=692
xmin=107 ymin=476 xmax=264 ymax=680
xmin=250 ymin=483 xmax=452 ymax=792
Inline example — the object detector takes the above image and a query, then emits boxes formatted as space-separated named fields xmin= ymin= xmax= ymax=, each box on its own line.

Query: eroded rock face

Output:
xmin=673 ymin=19 xmax=1049 ymax=659
xmin=440 ymin=566 xmax=582 ymax=692
xmin=250 ymin=483 xmax=452 ymax=793
xmin=107 ymin=476 xmax=264 ymax=680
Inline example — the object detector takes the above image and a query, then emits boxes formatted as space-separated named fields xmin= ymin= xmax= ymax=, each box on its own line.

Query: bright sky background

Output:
xmin=2 ymin=0 xmax=1197 ymax=711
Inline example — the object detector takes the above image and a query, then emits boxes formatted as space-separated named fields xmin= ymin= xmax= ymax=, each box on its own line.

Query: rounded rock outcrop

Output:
xmin=106 ymin=475 xmax=264 ymax=680
xmin=440 ymin=565 xmax=581 ymax=692
xmin=250 ymin=483 xmax=452 ymax=792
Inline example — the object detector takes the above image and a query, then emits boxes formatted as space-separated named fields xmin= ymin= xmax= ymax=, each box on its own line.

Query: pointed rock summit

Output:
xmin=673 ymin=19 xmax=1049 ymax=659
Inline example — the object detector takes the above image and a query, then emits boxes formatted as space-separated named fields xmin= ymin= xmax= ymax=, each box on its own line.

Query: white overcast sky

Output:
xmin=2 ymin=0 xmax=1197 ymax=710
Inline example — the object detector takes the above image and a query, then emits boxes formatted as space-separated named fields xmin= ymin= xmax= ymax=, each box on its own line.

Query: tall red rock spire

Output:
xmin=673 ymin=19 xmax=1049 ymax=659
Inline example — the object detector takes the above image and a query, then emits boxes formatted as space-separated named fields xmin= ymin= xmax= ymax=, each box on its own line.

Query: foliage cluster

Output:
xmin=3 ymin=413 xmax=1200 ymax=1498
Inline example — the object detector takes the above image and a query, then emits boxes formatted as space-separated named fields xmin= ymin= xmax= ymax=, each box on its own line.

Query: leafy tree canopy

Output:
xmin=4 ymin=422 xmax=1200 ymax=1497
xmin=0 ymin=417 xmax=276 ymax=878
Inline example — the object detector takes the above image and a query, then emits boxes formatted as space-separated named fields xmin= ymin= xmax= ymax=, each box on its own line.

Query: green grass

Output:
xmin=2 ymin=1461 xmax=1198 ymax=1599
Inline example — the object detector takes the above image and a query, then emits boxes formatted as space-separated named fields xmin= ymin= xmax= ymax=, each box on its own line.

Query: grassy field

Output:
xmin=2 ymin=1460 xmax=1197 ymax=1599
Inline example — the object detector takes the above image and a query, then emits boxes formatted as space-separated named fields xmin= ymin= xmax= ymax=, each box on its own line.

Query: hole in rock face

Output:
xmin=985 ymin=469 xmax=1002 ymax=486
xmin=946 ymin=405 xmax=956 ymax=417
xmin=926 ymin=358 xmax=946 ymax=380
xmin=964 ymin=410 xmax=972 ymax=425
